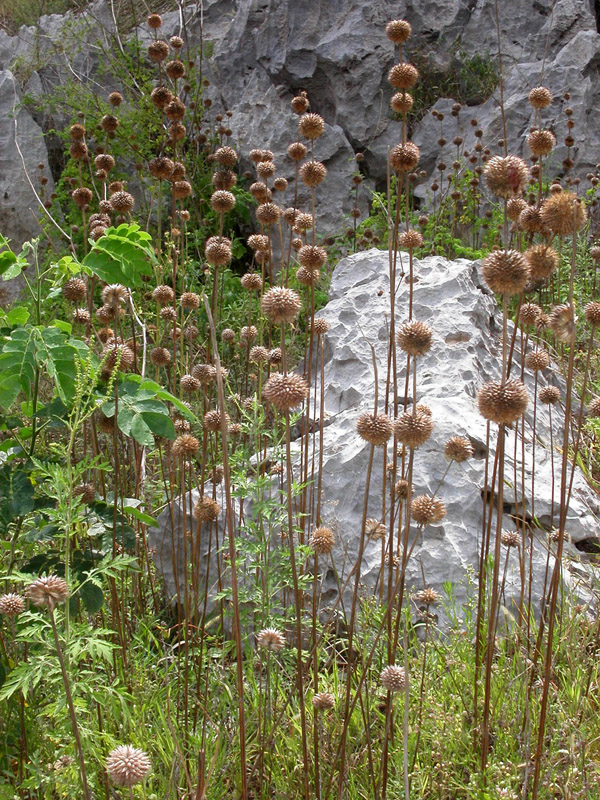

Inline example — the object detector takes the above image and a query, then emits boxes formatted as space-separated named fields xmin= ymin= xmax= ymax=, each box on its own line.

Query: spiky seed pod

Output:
xmin=248 ymin=233 xmax=270 ymax=252
xmin=148 ymin=40 xmax=169 ymax=62
xmin=240 ymin=325 xmax=258 ymax=343
xmin=525 ymin=244 xmax=559 ymax=282
xmin=108 ymin=180 xmax=124 ymax=193
xmin=527 ymin=129 xmax=556 ymax=157
xmin=73 ymin=308 xmax=91 ymax=325
xmin=380 ymin=665 xmax=406 ymax=692
xmin=204 ymin=409 xmax=229 ymax=432
xmin=588 ymin=398 xmax=600 ymax=417
xmin=106 ymin=746 xmax=151 ymax=788
xmin=536 ymin=313 xmax=550 ymax=333
xmin=386 ymin=18 xmax=411 ymax=43
xmin=150 ymin=85 xmax=173 ymax=108
xmin=169 ymin=35 xmax=184 ymax=48
xmin=388 ymin=62 xmax=419 ymax=89
xmin=273 ymin=176 xmax=288 ymax=191
xmin=170 ymin=162 xmax=186 ymax=181
xmin=297 ymin=266 xmax=321 ymax=286
xmin=205 ymin=236 xmax=232 ymax=266
xmin=249 ymin=182 xmax=271 ymax=202
xmin=390 ymin=141 xmax=420 ymax=174
xmin=165 ymin=59 xmax=185 ymax=79
xmin=287 ymin=141 xmax=308 ymax=161
xmin=102 ymin=284 xmax=129 ymax=307
xmin=540 ymin=385 xmax=560 ymax=404
xmin=541 ymin=191 xmax=587 ymax=235
xmin=179 ymin=292 xmax=200 ymax=311
xmin=269 ymin=347 xmax=282 ymax=364
xmin=193 ymin=497 xmax=220 ymax=522
xmin=147 ymin=12 xmax=162 ymax=27
xmin=95 ymin=305 xmax=114 ymax=324
xmin=256 ymin=628 xmax=285 ymax=651
xmin=481 ymin=249 xmax=529 ymax=296
xmin=356 ymin=412 xmax=393 ymax=446
xmin=73 ymin=483 xmax=96 ymax=504
xmin=584 ymin=301 xmax=600 ymax=326
xmin=160 ymin=306 xmax=177 ymax=322
xmin=528 ymin=86 xmax=552 ymax=109
xmin=62 ymin=277 xmax=87 ymax=302
xmin=298 ymin=244 xmax=327 ymax=270
xmin=390 ymin=91 xmax=414 ymax=114
xmin=257 ymin=161 xmax=276 ymax=179
xmin=312 ymin=317 xmax=329 ymax=335
xmin=291 ymin=92 xmax=310 ymax=113
xmin=250 ymin=150 xmax=265 ymax=162
xmin=313 ymin=691 xmax=335 ymax=711
xmin=108 ymin=91 xmax=122 ymax=106
xmin=215 ymin=146 xmax=238 ymax=168
xmin=365 ymin=519 xmax=386 ymax=539
xmin=249 ymin=345 xmax=269 ymax=363
xmin=282 ymin=207 xmax=299 ymax=226
xmin=256 ymin=202 xmax=281 ymax=225
xmin=71 ymin=187 xmax=92 ymax=209
xmin=507 ymin=198 xmax=528 ymax=220
xmin=294 ymin=212 xmax=314 ymax=231
xmin=394 ymin=409 xmax=434 ymax=448
xmin=519 ymin=302 xmax=541 ymax=326
xmin=90 ymin=225 xmax=107 ymax=241
xmin=180 ymin=375 xmax=201 ymax=393
xmin=477 ymin=379 xmax=529 ymax=425
xmin=518 ymin=206 xmax=546 ymax=234
xmin=525 ymin=349 xmax=550 ymax=371
xmin=95 ymin=153 xmax=115 ymax=172
xmin=164 ymin=98 xmax=186 ymax=121
xmin=109 ymin=191 xmax=134 ymax=213
xmin=89 ymin=212 xmax=111 ymax=228
xmin=69 ymin=123 xmax=86 ymax=140
xmin=484 ymin=155 xmax=528 ymax=198
xmin=260 ymin=149 xmax=274 ymax=162
xmin=549 ymin=303 xmax=576 ymax=341
xmin=398 ymin=229 xmax=424 ymax=250
xmin=501 ymin=530 xmax=520 ymax=547
xmin=299 ymin=112 xmax=325 ymax=139
xmin=292 ymin=237 xmax=303 ymax=250
xmin=411 ymin=495 xmax=446 ymax=525
xmin=100 ymin=114 xmax=118 ymax=133
xmin=102 ymin=342 xmax=135 ymax=375
xmin=310 ymin=526 xmax=335 ymax=555
xmin=395 ymin=478 xmax=409 ymax=499
xmin=263 ymin=373 xmax=308 ymax=412
xmin=25 ymin=576 xmax=68 ymax=611
xmin=213 ymin=169 xmax=237 ymax=190
xmin=0 ymin=593 xmax=25 ymax=616
xmin=211 ymin=190 xmax=236 ymax=213
xmin=261 ymin=287 xmax=302 ymax=324
xmin=172 ymin=434 xmax=199 ymax=458
xmin=212 ymin=465 xmax=225 ymax=484
xmin=240 ymin=272 xmax=263 ymax=291
xmin=153 ymin=284 xmax=175 ymax=305
xmin=299 ymin=160 xmax=327 ymax=188
xmin=150 ymin=346 xmax=171 ymax=367
xmin=396 ymin=320 xmax=432 ymax=356
xmin=172 ymin=180 xmax=191 ymax=199
xmin=444 ymin=436 xmax=473 ymax=462
xmin=413 ymin=587 xmax=439 ymax=605
xmin=591 ymin=245 xmax=600 ymax=260
xmin=174 ymin=418 xmax=190 ymax=434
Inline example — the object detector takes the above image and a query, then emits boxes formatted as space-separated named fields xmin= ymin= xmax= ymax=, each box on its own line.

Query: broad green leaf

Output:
xmin=130 ymin=412 xmax=155 ymax=446
xmin=6 ymin=307 xmax=29 ymax=326
xmin=83 ymin=223 xmax=155 ymax=288
xmin=78 ymin=581 xmax=104 ymax=614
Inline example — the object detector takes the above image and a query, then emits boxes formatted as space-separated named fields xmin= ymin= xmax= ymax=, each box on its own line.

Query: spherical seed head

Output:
xmin=240 ymin=325 xmax=258 ymax=343
xmin=527 ymin=129 xmax=556 ymax=157
xmin=69 ymin=123 xmax=86 ymax=141
xmin=528 ymin=86 xmax=552 ymax=109
xmin=299 ymin=160 xmax=327 ymax=188
xmin=518 ymin=206 xmax=546 ymax=235
xmin=108 ymin=91 xmax=122 ymax=107
xmin=256 ymin=202 xmax=282 ymax=226
xmin=101 ymin=114 xmax=119 ymax=133
xmin=411 ymin=495 xmax=446 ymax=525
xmin=190 ymin=364 xmax=215 ymax=384
xmin=297 ymin=266 xmax=321 ymax=286
xmin=541 ymin=191 xmax=587 ymax=236
xmin=249 ymin=345 xmax=269 ymax=364
xmin=150 ymin=85 xmax=173 ymax=109
xmin=380 ymin=664 xmax=406 ymax=692
xmin=193 ymin=496 xmax=220 ymax=522
xmin=397 ymin=320 xmax=432 ymax=356
xmin=72 ymin=187 xmax=92 ymax=209
xmin=501 ymin=530 xmax=520 ymax=547
xmin=73 ymin=482 xmax=96 ymax=504
xmin=386 ymin=19 xmax=411 ymax=43
xmin=180 ymin=291 xmax=200 ymax=310
xmin=484 ymin=155 xmax=528 ymax=198
xmin=106 ymin=745 xmax=151 ymax=788
xmin=150 ymin=346 xmax=171 ymax=366
xmin=165 ymin=59 xmax=185 ymax=79
xmin=481 ymin=249 xmax=529 ymax=296
xmin=172 ymin=434 xmax=199 ymax=458
xmin=213 ymin=169 xmax=237 ymax=190
xmin=539 ymin=385 xmax=560 ymax=404
xmin=261 ymin=286 xmax=302 ymax=324
xmin=204 ymin=409 xmax=229 ymax=432
xmin=519 ymin=302 xmax=541 ymax=326
xmin=205 ymin=235 xmax=232 ymax=266
xmin=0 ymin=593 xmax=25 ymax=616
xmin=291 ymin=92 xmax=310 ymax=113
xmin=356 ymin=412 xmax=393 ymax=446
xmin=395 ymin=478 xmax=409 ymax=499
xmin=394 ymin=409 xmax=434 ymax=448
xmin=584 ymin=301 xmax=600 ymax=326
xmin=388 ymin=62 xmax=419 ymax=90
xmin=160 ymin=305 xmax=177 ymax=322
xmin=25 ymin=575 xmax=68 ymax=611
xmin=257 ymin=161 xmax=276 ymax=179
xmin=507 ymin=198 xmax=528 ymax=221
xmin=444 ymin=435 xmax=473 ymax=463
xmin=153 ymin=284 xmax=175 ymax=305
xmin=210 ymin=190 xmax=236 ymax=214
xmin=298 ymin=244 xmax=327 ymax=271
xmin=390 ymin=91 xmax=414 ymax=114
xmin=273 ymin=176 xmax=288 ymax=192
xmin=147 ymin=12 xmax=162 ymax=28
xmin=110 ymin=191 xmax=134 ymax=213
xmin=269 ymin=347 xmax=282 ymax=364
xmin=73 ymin=307 xmax=91 ymax=325
xmin=525 ymin=245 xmax=559 ymax=282
xmin=95 ymin=153 xmax=115 ymax=172
xmin=413 ymin=587 xmax=439 ymax=605
xmin=247 ymin=233 xmax=270 ymax=252
xmin=180 ymin=374 xmax=201 ymax=393
xmin=214 ymin=145 xmax=237 ymax=168
xmin=590 ymin=245 xmax=600 ymax=260
xmin=549 ymin=303 xmax=576 ymax=341
xmin=312 ymin=317 xmax=329 ymax=335
xmin=169 ymin=35 xmax=184 ymax=49
xmin=365 ymin=518 xmax=386 ymax=539
xmin=477 ymin=378 xmax=529 ymax=425
xmin=398 ymin=229 xmax=424 ymax=250
xmin=310 ymin=526 xmax=335 ymax=555
xmin=102 ymin=342 xmax=134 ymax=374
xmin=148 ymin=40 xmax=169 ymax=62
xmin=241 ymin=272 xmax=263 ymax=291
xmin=62 ymin=277 xmax=87 ymax=302
xmin=256 ymin=628 xmax=286 ymax=651
xmin=102 ymin=283 xmax=129 ymax=307
xmin=249 ymin=182 xmax=271 ymax=202
xmin=313 ymin=691 xmax=335 ymax=711
xmin=299 ymin=112 xmax=325 ymax=140
xmin=165 ymin=97 xmax=186 ymax=121
xmin=287 ymin=141 xmax=308 ymax=161
xmin=390 ymin=142 xmax=420 ymax=173
xmin=263 ymin=373 xmax=308 ymax=412
xmin=525 ymin=349 xmax=550 ymax=371
xmin=588 ymin=398 xmax=600 ymax=417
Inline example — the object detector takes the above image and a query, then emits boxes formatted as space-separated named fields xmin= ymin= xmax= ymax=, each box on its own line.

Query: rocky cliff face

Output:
xmin=0 ymin=0 xmax=599 ymax=254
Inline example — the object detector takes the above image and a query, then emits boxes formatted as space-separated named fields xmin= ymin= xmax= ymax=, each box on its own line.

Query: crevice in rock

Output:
xmin=575 ymin=537 xmax=600 ymax=554
xmin=592 ymin=0 xmax=600 ymax=33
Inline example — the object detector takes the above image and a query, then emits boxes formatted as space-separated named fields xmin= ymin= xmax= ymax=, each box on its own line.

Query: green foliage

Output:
xmin=101 ymin=376 xmax=176 ymax=447
xmin=83 ymin=223 xmax=156 ymax=288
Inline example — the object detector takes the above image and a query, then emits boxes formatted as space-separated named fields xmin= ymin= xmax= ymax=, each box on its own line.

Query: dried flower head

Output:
xmin=394 ymin=410 xmax=434 ymax=448
xmin=525 ymin=349 xmax=550 ymax=371
xmin=312 ymin=317 xmax=329 ymax=335
xmin=539 ymin=385 xmax=560 ymax=404
xmin=396 ymin=320 xmax=432 ymax=356
xmin=380 ymin=664 xmax=406 ymax=692
xmin=204 ymin=409 xmax=229 ymax=432
xmin=413 ymin=587 xmax=440 ymax=605
xmin=313 ymin=691 xmax=335 ymax=710
xmin=205 ymin=235 xmax=232 ymax=266
xmin=153 ymin=284 xmax=175 ymax=305
xmin=310 ymin=526 xmax=335 ymax=555
xmin=365 ymin=518 xmax=386 ymax=540
xmin=109 ymin=191 xmax=134 ymax=213
xmin=240 ymin=325 xmax=258 ymax=343
xmin=390 ymin=92 xmax=414 ymax=114
xmin=263 ymin=373 xmax=308 ymax=412
xmin=549 ymin=303 xmax=576 ymax=342
xmin=444 ymin=435 xmax=473 ymax=462
xmin=519 ymin=302 xmax=541 ymax=326
xmin=501 ymin=530 xmax=520 ymax=547
xmin=249 ymin=345 xmax=269 ymax=364
xmin=261 ymin=286 xmax=302 ymax=324
xmin=477 ymin=379 xmax=528 ymax=425
xmin=507 ymin=198 xmax=528 ymax=221
xmin=388 ymin=63 xmax=419 ymax=90
xmin=584 ymin=301 xmax=600 ymax=327
xmin=390 ymin=142 xmax=420 ymax=173
xmin=398 ymin=229 xmax=424 ymax=250
xmin=356 ymin=412 xmax=393 ymax=446
xmin=291 ymin=92 xmax=310 ymax=113
xmin=527 ymin=129 xmax=556 ymax=157
xmin=256 ymin=628 xmax=285 ymax=651
xmin=299 ymin=113 xmax=325 ymax=139
xmin=411 ymin=495 xmax=446 ymax=525
xmin=150 ymin=346 xmax=171 ymax=367
xmin=299 ymin=160 xmax=327 ymax=187
xmin=72 ymin=187 xmax=92 ymax=209
xmin=541 ymin=191 xmax=587 ymax=235
xmin=62 ymin=277 xmax=87 ymax=302
xmin=106 ymin=745 xmax=151 ymax=787
xmin=0 ymin=593 xmax=25 ymax=616
xmin=193 ymin=496 xmax=220 ymax=522
xmin=211 ymin=190 xmax=236 ymax=213
xmin=298 ymin=244 xmax=327 ymax=271
xmin=518 ymin=206 xmax=546 ymax=235
xmin=102 ymin=283 xmax=128 ymax=307
xmin=386 ymin=19 xmax=411 ymax=44
xmin=484 ymin=155 xmax=528 ymax=198
xmin=73 ymin=483 xmax=96 ymax=504
xmin=180 ymin=374 xmax=201 ymax=393
xmin=588 ymin=398 xmax=600 ymax=418
xmin=481 ymin=249 xmax=529 ymax=296
xmin=528 ymin=86 xmax=552 ymax=109
xmin=256 ymin=202 xmax=282 ymax=226
xmin=25 ymin=576 xmax=68 ymax=611
xmin=241 ymin=272 xmax=263 ymax=291
xmin=171 ymin=434 xmax=199 ymax=458
xmin=525 ymin=245 xmax=559 ymax=282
